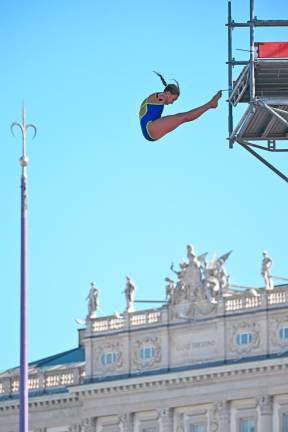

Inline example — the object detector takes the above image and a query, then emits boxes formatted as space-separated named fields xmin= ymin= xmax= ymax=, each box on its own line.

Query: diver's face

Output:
xmin=164 ymin=91 xmax=179 ymax=105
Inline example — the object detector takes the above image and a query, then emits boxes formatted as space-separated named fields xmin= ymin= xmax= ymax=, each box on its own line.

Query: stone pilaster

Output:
xmin=257 ymin=395 xmax=273 ymax=432
xmin=81 ymin=417 xmax=96 ymax=432
xmin=120 ymin=413 xmax=133 ymax=432
xmin=174 ymin=412 xmax=184 ymax=432
xmin=209 ymin=401 xmax=230 ymax=432
xmin=159 ymin=408 xmax=173 ymax=432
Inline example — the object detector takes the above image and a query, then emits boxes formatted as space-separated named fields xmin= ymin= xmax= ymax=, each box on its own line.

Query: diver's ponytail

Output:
xmin=153 ymin=71 xmax=168 ymax=87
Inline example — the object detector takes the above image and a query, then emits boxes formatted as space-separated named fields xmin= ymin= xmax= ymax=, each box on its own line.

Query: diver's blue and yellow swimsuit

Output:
xmin=139 ymin=98 xmax=164 ymax=141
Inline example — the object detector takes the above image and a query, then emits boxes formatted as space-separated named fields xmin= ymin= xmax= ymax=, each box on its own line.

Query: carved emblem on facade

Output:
xmin=132 ymin=336 xmax=161 ymax=369
xmin=257 ymin=394 xmax=273 ymax=415
xmin=229 ymin=321 xmax=260 ymax=354
xmin=271 ymin=315 xmax=288 ymax=349
xmin=209 ymin=400 xmax=230 ymax=432
xmin=96 ymin=341 xmax=124 ymax=373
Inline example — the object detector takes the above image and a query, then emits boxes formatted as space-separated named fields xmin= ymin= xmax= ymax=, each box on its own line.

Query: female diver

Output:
xmin=139 ymin=72 xmax=222 ymax=141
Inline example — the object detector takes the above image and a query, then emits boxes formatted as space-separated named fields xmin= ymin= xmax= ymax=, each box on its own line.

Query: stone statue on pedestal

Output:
xmin=86 ymin=282 xmax=99 ymax=319
xmin=165 ymin=277 xmax=176 ymax=303
xmin=124 ymin=276 xmax=136 ymax=312
xmin=261 ymin=251 xmax=274 ymax=290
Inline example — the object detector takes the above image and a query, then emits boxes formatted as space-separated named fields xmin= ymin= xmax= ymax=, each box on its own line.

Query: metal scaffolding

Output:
xmin=227 ymin=0 xmax=288 ymax=182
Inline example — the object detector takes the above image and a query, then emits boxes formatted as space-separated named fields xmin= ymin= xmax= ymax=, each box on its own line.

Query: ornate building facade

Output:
xmin=1 ymin=246 xmax=288 ymax=432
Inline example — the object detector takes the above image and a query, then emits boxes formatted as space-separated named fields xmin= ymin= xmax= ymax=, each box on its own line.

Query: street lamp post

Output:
xmin=11 ymin=105 xmax=36 ymax=432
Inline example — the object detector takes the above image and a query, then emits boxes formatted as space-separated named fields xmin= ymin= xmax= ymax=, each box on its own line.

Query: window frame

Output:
xmin=140 ymin=345 xmax=156 ymax=361
xmin=236 ymin=332 xmax=253 ymax=345
xmin=101 ymin=351 xmax=117 ymax=366
xmin=190 ymin=423 xmax=206 ymax=432
xmin=281 ymin=412 xmax=288 ymax=432
xmin=279 ymin=327 xmax=288 ymax=340
xmin=239 ymin=417 xmax=256 ymax=432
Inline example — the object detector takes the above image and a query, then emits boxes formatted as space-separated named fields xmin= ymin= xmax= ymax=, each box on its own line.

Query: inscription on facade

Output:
xmin=176 ymin=340 xmax=216 ymax=353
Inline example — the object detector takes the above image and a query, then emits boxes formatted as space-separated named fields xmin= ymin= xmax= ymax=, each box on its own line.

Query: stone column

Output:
xmin=159 ymin=408 xmax=173 ymax=432
xmin=257 ymin=395 xmax=273 ymax=432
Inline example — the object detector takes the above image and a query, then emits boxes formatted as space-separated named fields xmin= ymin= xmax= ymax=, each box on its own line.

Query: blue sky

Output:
xmin=0 ymin=0 xmax=288 ymax=372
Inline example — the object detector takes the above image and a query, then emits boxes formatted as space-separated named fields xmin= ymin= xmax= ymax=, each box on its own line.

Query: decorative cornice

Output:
xmin=70 ymin=357 xmax=288 ymax=399
xmin=0 ymin=359 xmax=288 ymax=413
xmin=0 ymin=395 xmax=81 ymax=412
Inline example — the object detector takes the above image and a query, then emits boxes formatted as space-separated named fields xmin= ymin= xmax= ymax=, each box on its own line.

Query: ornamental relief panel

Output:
xmin=270 ymin=315 xmax=288 ymax=349
xmin=229 ymin=320 xmax=260 ymax=355
xmin=95 ymin=341 xmax=124 ymax=373
xmin=132 ymin=336 xmax=161 ymax=369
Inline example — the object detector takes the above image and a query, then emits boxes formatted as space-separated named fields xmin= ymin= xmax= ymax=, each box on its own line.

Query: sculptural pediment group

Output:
xmin=84 ymin=245 xmax=275 ymax=321
xmin=165 ymin=245 xmax=232 ymax=307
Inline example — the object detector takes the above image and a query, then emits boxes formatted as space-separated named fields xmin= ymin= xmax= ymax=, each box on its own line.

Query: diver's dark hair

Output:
xmin=153 ymin=71 xmax=180 ymax=96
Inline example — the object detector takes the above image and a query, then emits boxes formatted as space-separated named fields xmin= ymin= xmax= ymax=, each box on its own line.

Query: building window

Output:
xmin=236 ymin=332 xmax=253 ymax=345
xmin=240 ymin=418 xmax=256 ymax=432
xmin=101 ymin=351 xmax=117 ymax=365
xmin=190 ymin=424 xmax=205 ymax=432
xmin=283 ymin=413 xmax=288 ymax=432
xmin=280 ymin=327 xmax=288 ymax=340
xmin=140 ymin=345 xmax=155 ymax=360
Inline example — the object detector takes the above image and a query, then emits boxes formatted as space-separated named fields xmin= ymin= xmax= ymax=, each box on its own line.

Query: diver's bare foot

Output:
xmin=209 ymin=91 xmax=222 ymax=108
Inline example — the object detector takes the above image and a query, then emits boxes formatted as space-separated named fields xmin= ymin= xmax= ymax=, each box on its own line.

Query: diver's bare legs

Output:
xmin=148 ymin=91 xmax=222 ymax=141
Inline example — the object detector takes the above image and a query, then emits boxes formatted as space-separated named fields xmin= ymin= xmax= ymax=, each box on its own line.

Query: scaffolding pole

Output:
xmin=227 ymin=0 xmax=233 ymax=147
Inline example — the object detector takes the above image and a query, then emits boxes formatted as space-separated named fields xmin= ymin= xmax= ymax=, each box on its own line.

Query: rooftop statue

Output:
xmin=124 ymin=276 xmax=136 ymax=312
xmin=261 ymin=250 xmax=274 ymax=290
xmin=86 ymin=281 xmax=100 ymax=319
xmin=204 ymin=251 xmax=233 ymax=302
xmin=165 ymin=277 xmax=176 ymax=303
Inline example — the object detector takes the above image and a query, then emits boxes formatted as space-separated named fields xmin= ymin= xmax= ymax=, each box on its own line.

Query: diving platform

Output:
xmin=230 ymin=99 xmax=288 ymax=143
xmin=227 ymin=1 xmax=288 ymax=182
